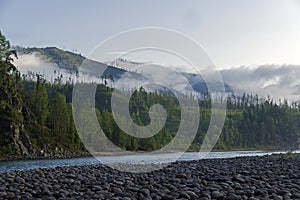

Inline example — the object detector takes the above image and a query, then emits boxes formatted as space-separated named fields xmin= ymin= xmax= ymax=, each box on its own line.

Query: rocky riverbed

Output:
xmin=0 ymin=155 xmax=299 ymax=200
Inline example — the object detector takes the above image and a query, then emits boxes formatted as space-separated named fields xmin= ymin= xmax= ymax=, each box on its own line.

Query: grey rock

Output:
xmin=226 ymin=193 xmax=240 ymax=200
xmin=232 ymin=174 xmax=245 ymax=183
xmin=211 ymin=191 xmax=224 ymax=199
xmin=161 ymin=195 xmax=174 ymax=200
xmin=272 ymin=195 xmax=283 ymax=200
xmin=201 ymin=191 xmax=211 ymax=199
xmin=179 ymin=191 xmax=190 ymax=199
xmin=254 ymin=189 xmax=268 ymax=196
xmin=14 ymin=177 xmax=25 ymax=184
xmin=291 ymin=193 xmax=300 ymax=199
xmin=139 ymin=188 xmax=150 ymax=196
xmin=186 ymin=190 xmax=198 ymax=199
xmin=199 ymin=197 xmax=209 ymax=200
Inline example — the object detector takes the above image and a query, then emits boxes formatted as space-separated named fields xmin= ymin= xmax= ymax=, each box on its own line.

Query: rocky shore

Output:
xmin=0 ymin=155 xmax=299 ymax=200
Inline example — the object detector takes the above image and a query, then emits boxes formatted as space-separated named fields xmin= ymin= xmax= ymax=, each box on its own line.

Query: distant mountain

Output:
xmin=15 ymin=46 xmax=85 ymax=70
xmin=109 ymin=58 xmax=234 ymax=93
xmin=13 ymin=46 xmax=300 ymax=102
xmin=14 ymin=46 xmax=146 ymax=83
xmin=14 ymin=46 xmax=233 ymax=94
xmin=181 ymin=72 xmax=233 ymax=94
xmin=15 ymin=46 xmax=123 ymax=74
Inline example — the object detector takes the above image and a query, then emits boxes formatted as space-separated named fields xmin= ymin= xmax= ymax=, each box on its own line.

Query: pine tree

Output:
xmin=0 ymin=31 xmax=22 ymax=125
xmin=48 ymin=92 xmax=69 ymax=146
xmin=32 ymin=75 xmax=48 ymax=126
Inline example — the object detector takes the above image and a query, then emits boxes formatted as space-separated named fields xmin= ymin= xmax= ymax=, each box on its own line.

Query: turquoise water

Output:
xmin=0 ymin=150 xmax=298 ymax=173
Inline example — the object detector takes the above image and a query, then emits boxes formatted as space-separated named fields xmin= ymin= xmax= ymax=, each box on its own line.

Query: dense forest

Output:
xmin=1 ymin=31 xmax=300 ymax=158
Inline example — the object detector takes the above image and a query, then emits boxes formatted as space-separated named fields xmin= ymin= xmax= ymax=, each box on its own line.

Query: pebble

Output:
xmin=0 ymin=155 xmax=298 ymax=199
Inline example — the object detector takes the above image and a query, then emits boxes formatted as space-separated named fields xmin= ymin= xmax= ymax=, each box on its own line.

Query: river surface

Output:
xmin=0 ymin=150 xmax=298 ymax=173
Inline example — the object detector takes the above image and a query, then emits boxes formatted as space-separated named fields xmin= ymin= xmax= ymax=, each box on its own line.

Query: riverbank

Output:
xmin=0 ymin=151 xmax=92 ymax=162
xmin=1 ymin=147 xmax=296 ymax=162
xmin=0 ymin=154 xmax=300 ymax=199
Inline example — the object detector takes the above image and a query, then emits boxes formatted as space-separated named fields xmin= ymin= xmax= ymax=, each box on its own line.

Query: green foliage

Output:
xmin=218 ymin=94 xmax=300 ymax=150
xmin=32 ymin=76 xmax=48 ymax=125
xmin=0 ymin=31 xmax=24 ymax=156
xmin=0 ymin=32 xmax=23 ymax=124
xmin=0 ymin=31 xmax=22 ymax=124
xmin=48 ymin=92 xmax=70 ymax=145
xmin=9 ymin=77 xmax=300 ymax=154
xmin=1 ymin=31 xmax=300 ymax=158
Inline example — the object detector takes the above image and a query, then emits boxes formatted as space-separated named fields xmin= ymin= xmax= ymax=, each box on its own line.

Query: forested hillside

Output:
xmin=1 ymin=31 xmax=300 ymax=159
xmin=21 ymin=80 xmax=300 ymax=154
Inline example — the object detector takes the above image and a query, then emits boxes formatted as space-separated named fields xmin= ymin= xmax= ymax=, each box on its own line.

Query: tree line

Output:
xmin=0 ymin=31 xmax=300 ymax=157
xmin=20 ymin=75 xmax=300 ymax=154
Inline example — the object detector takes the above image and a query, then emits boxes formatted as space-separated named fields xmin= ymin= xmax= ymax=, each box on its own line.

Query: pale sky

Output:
xmin=1 ymin=0 xmax=300 ymax=69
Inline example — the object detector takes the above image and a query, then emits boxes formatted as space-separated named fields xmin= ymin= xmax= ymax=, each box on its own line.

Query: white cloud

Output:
xmin=14 ymin=52 xmax=57 ymax=80
xmin=13 ymin=52 xmax=75 ymax=83
xmin=220 ymin=64 xmax=300 ymax=102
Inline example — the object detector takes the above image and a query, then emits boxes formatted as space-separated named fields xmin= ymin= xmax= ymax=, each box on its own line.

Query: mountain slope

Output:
xmin=15 ymin=46 xmax=233 ymax=94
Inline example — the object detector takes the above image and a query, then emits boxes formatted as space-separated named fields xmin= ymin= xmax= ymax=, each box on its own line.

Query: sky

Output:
xmin=1 ymin=0 xmax=300 ymax=69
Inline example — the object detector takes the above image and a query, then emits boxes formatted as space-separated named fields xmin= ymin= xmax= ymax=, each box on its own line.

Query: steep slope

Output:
xmin=15 ymin=46 xmax=234 ymax=95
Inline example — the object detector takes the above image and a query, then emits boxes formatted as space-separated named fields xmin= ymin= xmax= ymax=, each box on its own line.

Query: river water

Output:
xmin=0 ymin=150 xmax=298 ymax=173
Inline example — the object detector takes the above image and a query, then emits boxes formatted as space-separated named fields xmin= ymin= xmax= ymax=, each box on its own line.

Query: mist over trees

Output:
xmin=14 ymin=77 xmax=300 ymax=155
xmin=0 ymin=31 xmax=300 ymax=157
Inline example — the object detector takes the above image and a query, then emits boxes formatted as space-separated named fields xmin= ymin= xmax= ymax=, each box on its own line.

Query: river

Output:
xmin=0 ymin=150 xmax=298 ymax=173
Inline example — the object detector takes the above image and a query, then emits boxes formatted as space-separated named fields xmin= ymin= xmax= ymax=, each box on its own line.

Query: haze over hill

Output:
xmin=13 ymin=46 xmax=300 ymax=102
xmin=14 ymin=46 xmax=232 ymax=95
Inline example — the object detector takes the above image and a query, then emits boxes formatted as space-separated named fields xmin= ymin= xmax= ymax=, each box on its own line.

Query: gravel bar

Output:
xmin=0 ymin=155 xmax=300 ymax=199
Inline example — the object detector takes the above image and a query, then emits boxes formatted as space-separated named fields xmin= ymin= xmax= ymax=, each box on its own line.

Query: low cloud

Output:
xmin=14 ymin=52 xmax=79 ymax=83
xmin=220 ymin=64 xmax=300 ymax=102
xmin=12 ymin=52 xmax=300 ymax=102
xmin=14 ymin=52 xmax=60 ymax=81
